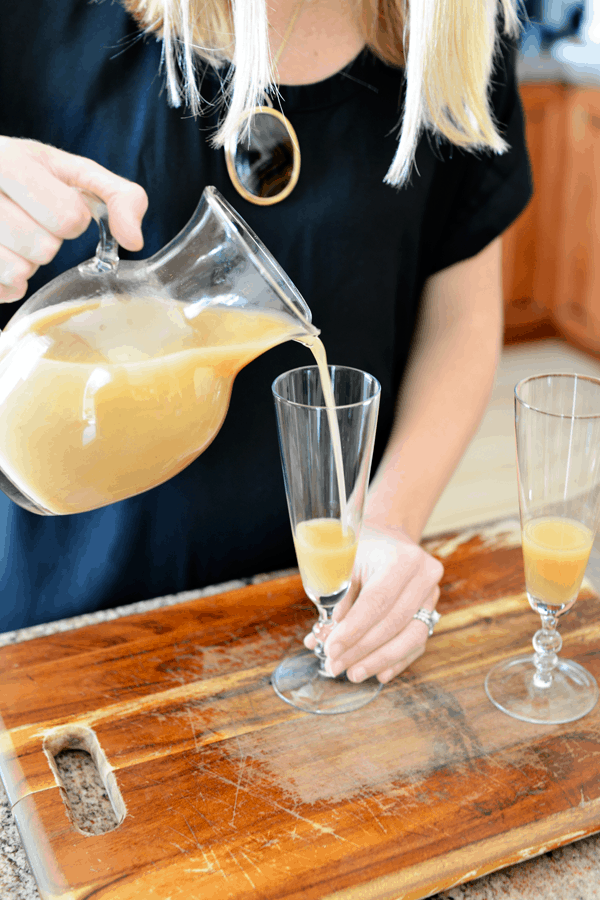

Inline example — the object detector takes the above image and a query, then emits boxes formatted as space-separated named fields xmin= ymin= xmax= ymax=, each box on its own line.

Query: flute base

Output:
xmin=272 ymin=650 xmax=383 ymax=715
xmin=485 ymin=654 xmax=599 ymax=724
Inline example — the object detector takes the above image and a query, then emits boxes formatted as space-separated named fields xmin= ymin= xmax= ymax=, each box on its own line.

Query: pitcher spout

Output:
xmin=144 ymin=186 xmax=319 ymax=341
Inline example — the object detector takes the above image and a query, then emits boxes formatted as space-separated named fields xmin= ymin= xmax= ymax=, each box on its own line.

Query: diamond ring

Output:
xmin=412 ymin=608 xmax=441 ymax=637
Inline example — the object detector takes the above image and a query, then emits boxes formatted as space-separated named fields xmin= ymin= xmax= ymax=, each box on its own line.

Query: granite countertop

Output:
xmin=1 ymin=573 xmax=600 ymax=900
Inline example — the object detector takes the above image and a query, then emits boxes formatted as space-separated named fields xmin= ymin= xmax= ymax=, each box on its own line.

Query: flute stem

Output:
xmin=532 ymin=614 xmax=562 ymax=688
xmin=312 ymin=604 xmax=337 ymax=677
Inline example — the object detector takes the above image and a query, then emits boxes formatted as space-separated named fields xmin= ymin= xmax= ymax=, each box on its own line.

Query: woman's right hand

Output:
xmin=0 ymin=137 xmax=148 ymax=302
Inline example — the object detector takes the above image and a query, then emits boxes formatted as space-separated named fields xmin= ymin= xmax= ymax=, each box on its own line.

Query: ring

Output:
xmin=412 ymin=608 xmax=441 ymax=637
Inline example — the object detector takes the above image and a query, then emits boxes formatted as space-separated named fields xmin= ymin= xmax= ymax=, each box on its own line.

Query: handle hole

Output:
xmin=43 ymin=725 xmax=126 ymax=835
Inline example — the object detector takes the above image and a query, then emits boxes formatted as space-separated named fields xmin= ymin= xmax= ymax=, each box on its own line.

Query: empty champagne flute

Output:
xmin=485 ymin=373 xmax=600 ymax=724
xmin=271 ymin=365 xmax=381 ymax=714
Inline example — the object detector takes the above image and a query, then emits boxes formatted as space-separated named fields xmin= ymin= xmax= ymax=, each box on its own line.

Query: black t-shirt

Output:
xmin=0 ymin=1 xmax=531 ymax=628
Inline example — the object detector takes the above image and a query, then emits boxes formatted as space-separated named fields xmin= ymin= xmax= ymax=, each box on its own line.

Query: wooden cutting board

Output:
xmin=1 ymin=518 xmax=600 ymax=900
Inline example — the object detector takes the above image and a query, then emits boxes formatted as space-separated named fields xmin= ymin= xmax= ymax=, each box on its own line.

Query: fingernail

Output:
xmin=349 ymin=667 xmax=366 ymax=683
xmin=0 ymin=263 xmax=15 ymax=287
xmin=328 ymin=659 xmax=343 ymax=677
xmin=326 ymin=641 xmax=342 ymax=660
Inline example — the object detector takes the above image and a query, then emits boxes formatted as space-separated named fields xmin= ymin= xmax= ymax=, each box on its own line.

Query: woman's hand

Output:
xmin=304 ymin=524 xmax=443 ymax=683
xmin=0 ymin=137 xmax=148 ymax=302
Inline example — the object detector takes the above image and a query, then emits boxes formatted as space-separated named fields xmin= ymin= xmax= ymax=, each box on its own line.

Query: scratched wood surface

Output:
xmin=1 ymin=518 xmax=600 ymax=900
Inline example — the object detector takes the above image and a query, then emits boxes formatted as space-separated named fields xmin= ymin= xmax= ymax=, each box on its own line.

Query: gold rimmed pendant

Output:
xmin=225 ymin=107 xmax=301 ymax=206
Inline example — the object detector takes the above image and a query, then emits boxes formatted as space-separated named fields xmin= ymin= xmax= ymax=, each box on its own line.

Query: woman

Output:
xmin=0 ymin=0 xmax=530 ymax=684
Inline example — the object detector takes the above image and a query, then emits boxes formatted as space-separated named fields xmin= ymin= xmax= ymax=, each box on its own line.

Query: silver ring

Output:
xmin=412 ymin=608 xmax=441 ymax=637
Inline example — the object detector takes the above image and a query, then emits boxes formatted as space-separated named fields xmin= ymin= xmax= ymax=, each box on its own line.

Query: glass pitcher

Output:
xmin=0 ymin=187 xmax=319 ymax=516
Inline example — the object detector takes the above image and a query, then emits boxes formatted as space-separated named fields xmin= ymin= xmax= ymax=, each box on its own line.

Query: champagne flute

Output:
xmin=485 ymin=373 xmax=600 ymax=724
xmin=271 ymin=365 xmax=381 ymax=714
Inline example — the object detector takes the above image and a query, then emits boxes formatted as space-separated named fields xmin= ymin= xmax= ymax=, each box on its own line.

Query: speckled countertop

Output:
xmin=1 ymin=573 xmax=600 ymax=900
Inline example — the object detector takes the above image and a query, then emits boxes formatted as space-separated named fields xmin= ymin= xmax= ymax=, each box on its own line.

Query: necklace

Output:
xmin=273 ymin=0 xmax=308 ymax=72
xmin=224 ymin=0 xmax=305 ymax=205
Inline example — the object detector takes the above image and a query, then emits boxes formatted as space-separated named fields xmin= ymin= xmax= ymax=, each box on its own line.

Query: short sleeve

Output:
xmin=425 ymin=36 xmax=533 ymax=275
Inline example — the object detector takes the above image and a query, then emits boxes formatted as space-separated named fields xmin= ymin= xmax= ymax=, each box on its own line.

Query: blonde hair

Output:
xmin=124 ymin=0 xmax=521 ymax=185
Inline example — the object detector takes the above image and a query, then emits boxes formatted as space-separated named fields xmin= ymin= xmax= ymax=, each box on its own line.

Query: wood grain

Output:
xmin=1 ymin=519 xmax=600 ymax=900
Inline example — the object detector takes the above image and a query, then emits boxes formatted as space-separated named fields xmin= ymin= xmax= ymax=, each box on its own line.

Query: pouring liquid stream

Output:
xmin=291 ymin=334 xmax=355 ymax=601
xmin=301 ymin=334 xmax=349 ymax=533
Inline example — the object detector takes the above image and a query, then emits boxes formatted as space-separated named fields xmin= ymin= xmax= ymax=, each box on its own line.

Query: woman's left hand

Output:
xmin=303 ymin=524 xmax=444 ymax=683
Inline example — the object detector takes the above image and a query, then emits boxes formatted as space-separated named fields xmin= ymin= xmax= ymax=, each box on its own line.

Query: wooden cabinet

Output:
xmin=553 ymin=89 xmax=600 ymax=356
xmin=502 ymin=83 xmax=565 ymax=343
xmin=502 ymin=82 xmax=600 ymax=358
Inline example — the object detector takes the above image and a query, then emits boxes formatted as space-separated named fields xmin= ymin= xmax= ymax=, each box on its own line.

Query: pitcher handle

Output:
xmin=78 ymin=190 xmax=120 ymax=274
